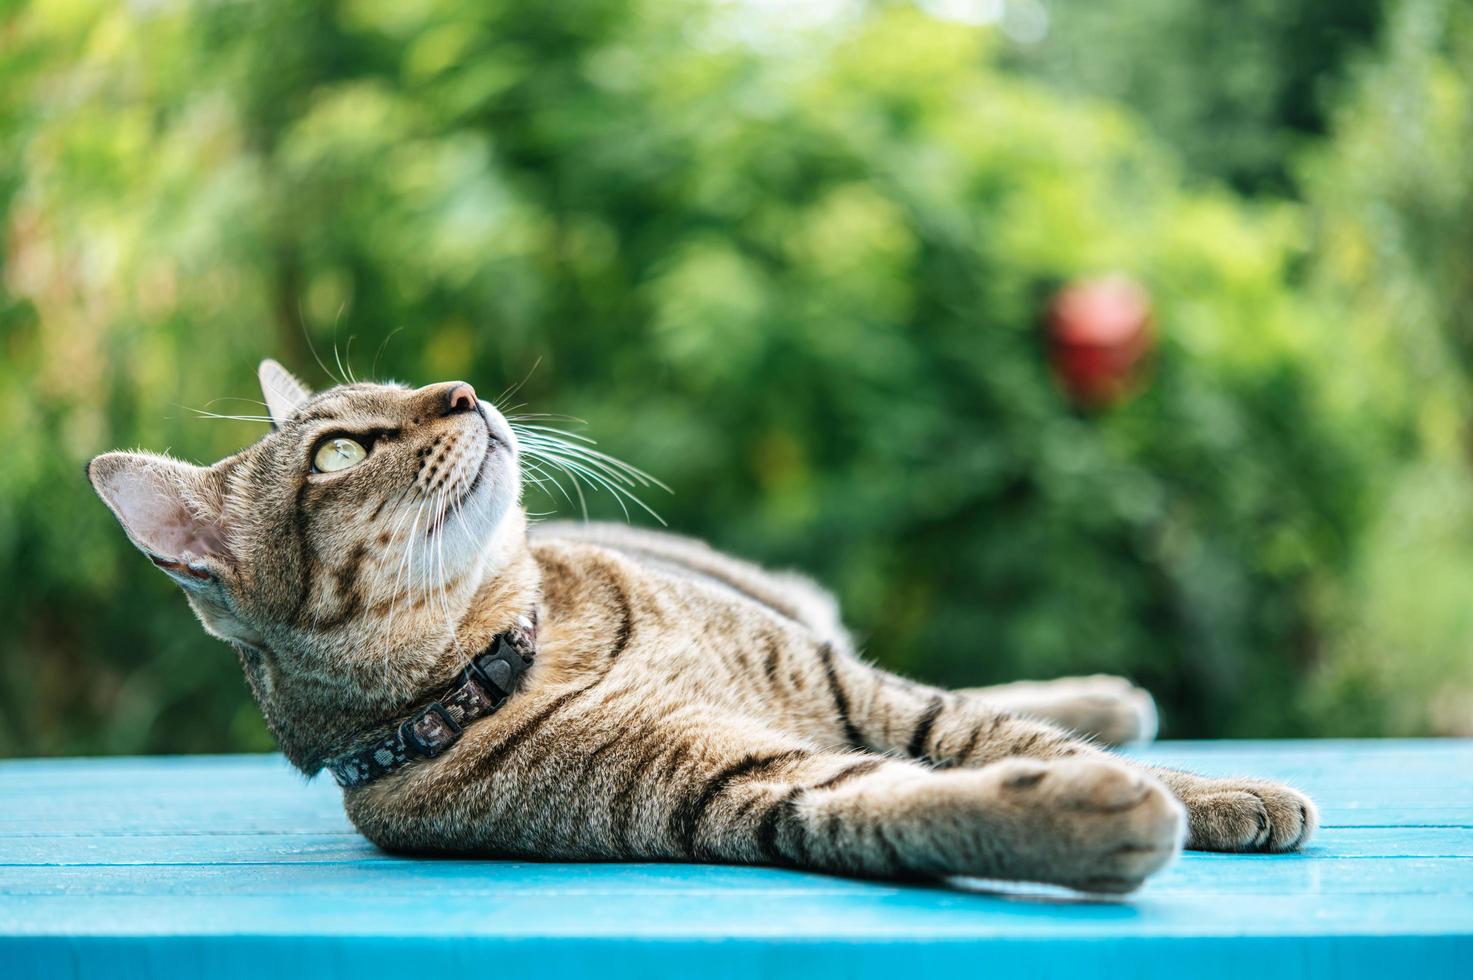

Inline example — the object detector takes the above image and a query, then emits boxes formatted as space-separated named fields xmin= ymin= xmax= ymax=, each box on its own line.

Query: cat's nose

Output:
xmin=442 ymin=383 xmax=478 ymax=416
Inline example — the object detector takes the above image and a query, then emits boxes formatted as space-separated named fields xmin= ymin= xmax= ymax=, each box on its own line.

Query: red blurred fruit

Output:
xmin=1046 ymin=275 xmax=1155 ymax=408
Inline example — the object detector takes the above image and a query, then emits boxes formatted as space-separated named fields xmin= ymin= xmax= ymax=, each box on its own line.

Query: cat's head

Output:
xmin=87 ymin=361 xmax=533 ymax=764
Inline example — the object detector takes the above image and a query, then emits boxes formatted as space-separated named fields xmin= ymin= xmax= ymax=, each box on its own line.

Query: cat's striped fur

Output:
xmin=86 ymin=362 xmax=1316 ymax=892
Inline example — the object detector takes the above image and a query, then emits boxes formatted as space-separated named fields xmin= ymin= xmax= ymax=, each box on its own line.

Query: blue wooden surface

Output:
xmin=1 ymin=740 xmax=1469 ymax=980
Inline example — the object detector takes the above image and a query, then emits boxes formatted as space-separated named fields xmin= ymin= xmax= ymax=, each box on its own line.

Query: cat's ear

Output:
xmin=258 ymin=359 xmax=312 ymax=427
xmin=87 ymin=451 xmax=234 ymax=592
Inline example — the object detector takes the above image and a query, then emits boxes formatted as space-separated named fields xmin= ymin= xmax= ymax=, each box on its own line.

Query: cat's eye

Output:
xmin=312 ymin=437 xmax=367 ymax=473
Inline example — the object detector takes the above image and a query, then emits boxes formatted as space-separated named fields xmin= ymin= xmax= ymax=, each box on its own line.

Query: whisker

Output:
xmin=535 ymin=456 xmax=589 ymax=520
xmin=298 ymin=302 xmax=345 ymax=387
xmin=184 ymin=407 xmax=276 ymax=423
xmin=520 ymin=444 xmax=641 ymax=492
xmin=360 ymin=484 xmax=424 ymax=689
xmin=383 ymin=495 xmax=428 ymax=682
xmin=521 ymin=445 xmax=626 ymax=491
xmin=331 ymin=303 xmax=353 ymax=385
xmin=508 ymin=417 xmax=670 ymax=524
xmin=372 ymin=327 xmax=406 ymax=380
xmin=520 ymin=436 xmax=670 ymax=493
xmin=433 ymin=487 xmax=457 ymax=656
xmin=512 ymin=423 xmax=599 ymax=446
xmin=521 ymin=459 xmax=577 ymax=509
xmin=494 ymin=358 xmax=543 ymax=413
xmin=505 ymin=413 xmax=589 ymax=425
xmin=202 ymin=396 xmax=272 ymax=410
xmin=513 ymin=427 xmax=671 ymax=491
xmin=522 ymin=446 xmax=666 ymax=524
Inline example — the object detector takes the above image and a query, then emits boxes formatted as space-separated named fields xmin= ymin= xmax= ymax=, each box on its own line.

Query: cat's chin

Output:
xmin=477 ymin=401 xmax=517 ymax=455
xmin=454 ymin=401 xmax=520 ymax=512
xmin=455 ymin=432 xmax=526 ymax=570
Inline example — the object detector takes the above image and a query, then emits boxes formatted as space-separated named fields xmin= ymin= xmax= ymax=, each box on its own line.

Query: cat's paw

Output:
xmin=1053 ymin=676 xmax=1159 ymax=746
xmin=977 ymin=675 xmax=1159 ymax=746
xmin=984 ymin=757 xmax=1186 ymax=893
xmin=1175 ymin=778 xmax=1318 ymax=852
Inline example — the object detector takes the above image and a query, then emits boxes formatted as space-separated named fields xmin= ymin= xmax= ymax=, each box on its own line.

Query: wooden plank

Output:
xmin=1133 ymin=740 xmax=1473 ymax=827
xmin=3 ymin=933 xmax=1467 ymax=980
xmin=0 ymin=741 xmax=1469 ymax=980
xmin=2 ymin=741 xmax=1467 ymax=833
xmin=0 ymin=857 xmax=1469 ymax=913
xmin=2 ymin=826 xmax=1470 ymax=865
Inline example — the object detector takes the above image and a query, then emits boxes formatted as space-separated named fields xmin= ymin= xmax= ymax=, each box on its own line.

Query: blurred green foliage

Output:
xmin=1008 ymin=0 xmax=1384 ymax=194
xmin=1297 ymin=0 xmax=1473 ymax=734
xmin=1 ymin=0 xmax=1470 ymax=756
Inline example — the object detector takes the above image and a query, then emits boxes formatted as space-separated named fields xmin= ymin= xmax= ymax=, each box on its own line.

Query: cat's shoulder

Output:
xmin=529 ymin=521 xmax=717 ymax=558
xmin=529 ymin=522 xmax=846 ymax=644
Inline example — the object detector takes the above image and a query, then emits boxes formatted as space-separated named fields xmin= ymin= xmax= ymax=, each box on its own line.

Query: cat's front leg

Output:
xmin=960 ymin=675 xmax=1159 ymax=746
xmin=447 ymin=701 xmax=1187 ymax=891
xmin=1148 ymin=768 xmax=1318 ymax=852
xmin=819 ymin=652 xmax=1317 ymax=853
xmin=756 ymin=753 xmax=1186 ymax=892
xmin=911 ymin=704 xmax=1317 ymax=853
xmin=603 ymin=741 xmax=1187 ymax=892
xmin=913 ymin=706 xmax=1316 ymax=853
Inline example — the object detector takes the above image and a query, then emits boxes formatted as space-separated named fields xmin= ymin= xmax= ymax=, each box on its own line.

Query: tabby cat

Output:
xmin=86 ymin=361 xmax=1316 ymax=893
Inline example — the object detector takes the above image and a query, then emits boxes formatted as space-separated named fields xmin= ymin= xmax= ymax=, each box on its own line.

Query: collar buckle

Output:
xmin=328 ymin=616 xmax=537 ymax=787
xmin=464 ymin=634 xmax=530 ymax=703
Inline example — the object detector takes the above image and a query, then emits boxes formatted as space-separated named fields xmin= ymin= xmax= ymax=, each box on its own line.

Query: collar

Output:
xmin=326 ymin=614 xmax=538 ymax=788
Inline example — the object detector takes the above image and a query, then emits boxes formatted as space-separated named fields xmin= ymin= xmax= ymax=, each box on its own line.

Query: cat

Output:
xmin=85 ymin=360 xmax=1316 ymax=892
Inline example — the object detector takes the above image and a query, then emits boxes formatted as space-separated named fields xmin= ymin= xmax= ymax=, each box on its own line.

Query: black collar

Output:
xmin=326 ymin=615 xmax=538 ymax=788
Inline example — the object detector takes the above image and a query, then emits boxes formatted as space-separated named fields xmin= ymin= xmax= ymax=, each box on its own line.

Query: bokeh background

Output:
xmin=2 ymin=0 xmax=1472 ymax=756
